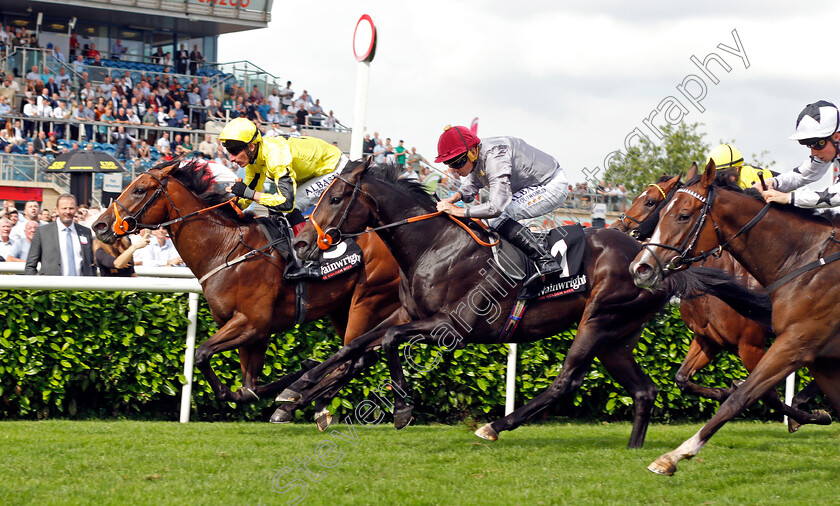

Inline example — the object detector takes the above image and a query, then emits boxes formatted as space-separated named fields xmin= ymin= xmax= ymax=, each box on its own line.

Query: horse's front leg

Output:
xmin=194 ymin=313 xmax=260 ymax=403
xmin=381 ymin=316 xmax=455 ymax=430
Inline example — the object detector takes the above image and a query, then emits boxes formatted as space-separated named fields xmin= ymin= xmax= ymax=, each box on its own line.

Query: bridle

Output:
xmin=641 ymin=184 xmax=771 ymax=277
xmin=310 ymin=172 xmax=498 ymax=251
xmin=110 ymin=170 xmax=243 ymax=236
xmin=617 ymin=182 xmax=673 ymax=237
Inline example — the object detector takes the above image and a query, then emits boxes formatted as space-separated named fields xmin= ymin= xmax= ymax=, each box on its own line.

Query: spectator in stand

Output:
xmin=25 ymin=193 xmax=97 ymax=276
xmin=0 ymin=218 xmax=13 ymax=259
xmin=0 ymin=95 xmax=10 ymax=115
xmin=69 ymin=31 xmax=80 ymax=59
xmin=32 ymin=130 xmax=48 ymax=154
xmin=87 ymin=43 xmax=101 ymax=60
xmin=51 ymin=43 xmax=66 ymax=64
xmin=111 ymin=125 xmax=137 ymax=160
xmin=162 ymin=52 xmax=173 ymax=68
xmin=197 ymin=134 xmax=218 ymax=158
xmin=111 ymin=38 xmax=127 ymax=60
xmin=267 ymin=87 xmax=280 ymax=113
xmin=189 ymin=45 xmax=203 ymax=75
xmin=384 ymin=138 xmax=395 ymax=163
xmin=279 ymin=81 xmax=294 ymax=111
xmin=52 ymin=101 xmax=69 ymax=139
xmin=294 ymin=104 xmax=308 ymax=128
xmin=25 ymin=65 xmax=42 ymax=90
xmin=94 ymin=232 xmax=149 ymax=277
xmin=0 ymin=121 xmax=23 ymax=154
xmin=56 ymin=67 xmax=71 ymax=88
xmin=167 ymin=101 xmax=185 ymax=128
xmin=6 ymin=219 xmax=38 ymax=262
xmin=198 ymin=76 xmax=212 ymax=101
xmin=72 ymin=54 xmax=85 ymax=75
xmin=394 ymin=139 xmax=408 ymax=167
xmin=152 ymin=47 xmax=165 ymax=65
xmin=44 ymin=76 xmax=59 ymax=96
xmin=363 ymin=133 xmax=374 ymax=157
xmin=324 ymin=110 xmax=338 ymax=130
xmin=308 ymin=99 xmax=325 ymax=127
xmin=156 ymin=131 xmax=171 ymax=153
xmin=264 ymin=107 xmax=282 ymax=125
xmin=98 ymin=103 xmax=115 ymax=142
xmin=288 ymin=125 xmax=301 ymax=138
xmin=205 ymin=96 xmax=223 ymax=121
xmin=134 ymin=228 xmax=183 ymax=267
xmin=373 ymin=138 xmax=386 ymax=164
xmin=0 ymin=75 xmax=18 ymax=110
xmin=264 ymin=121 xmax=284 ymax=138
xmin=44 ymin=133 xmax=60 ymax=156
xmin=39 ymin=209 xmax=52 ymax=225
xmin=406 ymin=146 xmax=430 ymax=172
xmin=249 ymin=85 xmax=264 ymax=104
xmin=176 ymin=44 xmax=189 ymax=74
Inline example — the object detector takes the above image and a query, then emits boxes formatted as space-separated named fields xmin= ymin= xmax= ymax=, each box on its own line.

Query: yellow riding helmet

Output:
xmin=219 ymin=117 xmax=262 ymax=147
xmin=707 ymin=143 xmax=744 ymax=170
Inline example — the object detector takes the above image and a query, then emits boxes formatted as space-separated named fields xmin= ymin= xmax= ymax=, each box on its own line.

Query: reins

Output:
xmin=310 ymin=173 xmax=499 ymax=250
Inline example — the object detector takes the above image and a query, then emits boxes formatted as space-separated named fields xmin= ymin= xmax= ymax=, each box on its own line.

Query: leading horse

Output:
xmin=92 ymin=159 xmax=402 ymax=427
xmin=613 ymin=170 xmax=827 ymax=432
xmin=632 ymin=160 xmax=840 ymax=475
xmin=279 ymin=159 xmax=769 ymax=448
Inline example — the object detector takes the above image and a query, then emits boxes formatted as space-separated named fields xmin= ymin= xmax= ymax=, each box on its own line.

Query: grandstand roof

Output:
xmin=6 ymin=0 xmax=271 ymax=36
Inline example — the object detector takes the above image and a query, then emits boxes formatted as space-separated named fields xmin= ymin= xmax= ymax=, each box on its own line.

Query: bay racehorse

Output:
xmin=631 ymin=160 xmax=840 ymax=475
xmin=278 ymin=159 xmax=770 ymax=448
xmin=613 ymin=170 xmax=828 ymax=432
xmin=92 ymin=158 xmax=402 ymax=428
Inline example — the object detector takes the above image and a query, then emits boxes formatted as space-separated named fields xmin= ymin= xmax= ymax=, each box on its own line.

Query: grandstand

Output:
xmin=0 ymin=1 xmax=350 ymax=209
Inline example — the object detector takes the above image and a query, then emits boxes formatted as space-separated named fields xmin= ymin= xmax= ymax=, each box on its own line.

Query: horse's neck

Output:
xmin=167 ymin=195 xmax=265 ymax=277
xmin=716 ymin=193 xmax=825 ymax=287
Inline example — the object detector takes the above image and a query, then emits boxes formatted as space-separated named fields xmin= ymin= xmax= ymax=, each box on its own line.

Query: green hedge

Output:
xmin=0 ymin=290 xmax=818 ymax=423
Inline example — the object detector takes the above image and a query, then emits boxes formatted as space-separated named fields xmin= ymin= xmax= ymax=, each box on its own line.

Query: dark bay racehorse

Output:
xmin=92 ymin=159 xmax=402 ymax=427
xmin=613 ymin=170 xmax=828 ymax=432
xmin=631 ymin=161 xmax=840 ymax=475
xmin=279 ymin=160 xmax=769 ymax=448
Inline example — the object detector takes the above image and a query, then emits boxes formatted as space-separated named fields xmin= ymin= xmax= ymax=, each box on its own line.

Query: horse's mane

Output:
xmin=151 ymin=158 xmax=256 ymax=223
xmin=685 ymin=170 xmax=840 ymax=225
xmin=345 ymin=161 xmax=437 ymax=209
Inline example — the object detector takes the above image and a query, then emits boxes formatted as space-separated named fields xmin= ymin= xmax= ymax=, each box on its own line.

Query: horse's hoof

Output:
xmin=315 ymin=410 xmax=333 ymax=432
xmin=474 ymin=424 xmax=498 ymax=442
xmin=394 ymin=406 xmax=414 ymax=430
xmin=788 ymin=419 xmax=802 ymax=433
xmin=814 ymin=409 xmax=832 ymax=425
xmin=276 ymin=389 xmax=302 ymax=403
xmin=647 ymin=457 xmax=677 ymax=476
xmin=270 ymin=408 xmax=293 ymax=424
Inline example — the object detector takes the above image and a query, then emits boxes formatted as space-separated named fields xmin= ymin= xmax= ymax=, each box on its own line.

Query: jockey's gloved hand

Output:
xmin=231 ymin=181 xmax=256 ymax=200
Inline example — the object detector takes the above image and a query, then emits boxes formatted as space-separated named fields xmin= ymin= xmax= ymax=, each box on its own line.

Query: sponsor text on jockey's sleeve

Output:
xmin=457 ymin=136 xmax=563 ymax=219
xmin=235 ymin=135 xmax=342 ymax=209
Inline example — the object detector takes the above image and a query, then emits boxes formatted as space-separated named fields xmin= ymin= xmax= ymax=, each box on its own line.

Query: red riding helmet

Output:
xmin=435 ymin=125 xmax=480 ymax=163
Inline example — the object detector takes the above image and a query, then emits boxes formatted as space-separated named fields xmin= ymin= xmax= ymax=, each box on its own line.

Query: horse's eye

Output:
xmin=133 ymin=187 xmax=146 ymax=195
xmin=645 ymin=199 xmax=656 ymax=207
xmin=329 ymin=196 xmax=342 ymax=205
xmin=676 ymin=213 xmax=691 ymax=223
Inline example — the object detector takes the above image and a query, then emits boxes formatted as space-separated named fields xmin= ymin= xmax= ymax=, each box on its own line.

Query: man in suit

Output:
xmin=25 ymin=193 xmax=97 ymax=276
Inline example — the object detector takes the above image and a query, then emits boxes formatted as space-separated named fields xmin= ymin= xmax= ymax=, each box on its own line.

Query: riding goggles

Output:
xmin=445 ymin=152 xmax=470 ymax=170
xmin=223 ymin=140 xmax=248 ymax=155
xmin=798 ymin=137 xmax=831 ymax=150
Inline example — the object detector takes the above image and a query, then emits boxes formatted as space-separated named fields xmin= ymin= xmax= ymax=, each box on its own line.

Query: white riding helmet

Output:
xmin=789 ymin=100 xmax=840 ymax=140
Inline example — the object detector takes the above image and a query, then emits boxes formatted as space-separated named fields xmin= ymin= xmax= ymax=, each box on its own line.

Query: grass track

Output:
xmin=1 ymin=420 xmax=838 ymax=505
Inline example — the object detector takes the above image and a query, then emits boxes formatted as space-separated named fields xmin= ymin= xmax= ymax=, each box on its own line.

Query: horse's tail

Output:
xmin=663 ymin=267 xmax=773 ymax=327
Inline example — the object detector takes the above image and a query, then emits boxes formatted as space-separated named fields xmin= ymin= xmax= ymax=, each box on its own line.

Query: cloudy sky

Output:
xmin=220 ymin=0 xmax=839 ymax=186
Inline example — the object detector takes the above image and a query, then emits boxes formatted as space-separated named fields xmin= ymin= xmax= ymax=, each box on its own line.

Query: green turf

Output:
xmin=0 ymin=420 xmax=837 ymax=505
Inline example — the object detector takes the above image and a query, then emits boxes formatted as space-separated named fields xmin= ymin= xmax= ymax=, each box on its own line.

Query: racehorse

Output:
xmin=92 ymin=158 xmax=402 ymax=428
xmin=613 ymin=170 xmax=828 ymax=432
xmin=631 ymin=160 xmax=840 ymax=475
xmin=278 ymin=159 xmax=770 ymax=448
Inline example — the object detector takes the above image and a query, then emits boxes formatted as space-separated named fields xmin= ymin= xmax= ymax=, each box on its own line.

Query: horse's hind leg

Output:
xmin=675 ymin=337 xmax=732 ymax=400
xmin=649 ymin=339 xmax=803 ymax=476
xmin=597 ymin=339 xmax=658 ymax=449
xmin=476 ymin=322 xmax=603 ymax=441
xmin=809 ymin=365 xmax=840 ymax=417
xmin=787 ymin=380 xmax=829 ymax=432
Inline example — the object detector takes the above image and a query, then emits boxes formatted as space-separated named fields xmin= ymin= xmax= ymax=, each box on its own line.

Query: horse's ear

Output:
xmin=686 ymin=162 xmax=698 ymax=181
xmin=701 ymin=159 xmax=716 ymax=187
xmin=158 ymin=158 xmax=182 ymax=176
xmin=667 ymin=173 xmax=681 ymax=188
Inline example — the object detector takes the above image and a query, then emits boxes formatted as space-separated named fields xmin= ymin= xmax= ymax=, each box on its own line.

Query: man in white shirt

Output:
xmin=133 ymin=228 xmax=183 ymax=266
xmin=155 ymin=131 xmax=171 ymax=152
xmin=0 ymin=217 xmax=14 ymax=259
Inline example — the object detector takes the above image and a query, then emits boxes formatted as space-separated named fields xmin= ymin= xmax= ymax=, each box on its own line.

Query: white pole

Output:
xmin=505 ymin=343 xmax=517 ymax=415
xmin=783 ymin=373 xmax=795 ymax=425
xmin=180 ymin=292 xmax=200 ymax=423
xmin=348 ymin=61 xmax=371 ymax=161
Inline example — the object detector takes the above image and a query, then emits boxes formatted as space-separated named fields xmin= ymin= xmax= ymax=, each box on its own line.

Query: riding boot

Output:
xmin=284 ymin=259 xmax=321 ymax=280
xmin=498 ymin=219 xmax=562 ymax=289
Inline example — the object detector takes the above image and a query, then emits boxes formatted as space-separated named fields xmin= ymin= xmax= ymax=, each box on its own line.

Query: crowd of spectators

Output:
xmin=359 ymin=130 xmax=449 ymax=193
xmin=0 ymin=197 xmax=183 ymax=271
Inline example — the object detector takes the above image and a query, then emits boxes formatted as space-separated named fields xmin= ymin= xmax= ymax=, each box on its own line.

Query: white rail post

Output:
xmin=505 ymin=343 xmax=517 ymax=415
xmin=180 ymin=291 xmax=200 ymax=423
xmin=783 ymin=373 xmax=795 ymax=425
